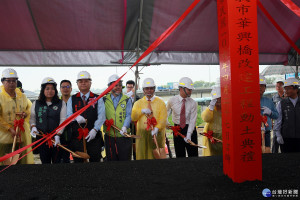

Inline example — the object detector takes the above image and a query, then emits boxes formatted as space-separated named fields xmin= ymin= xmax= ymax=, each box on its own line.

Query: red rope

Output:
xmin=0 ymin=0 xmax=201 ymax=170
xmin=257 ymin=0 xmax=300 ymax=55
xmin=203 ymin=131 xmax=216 ymax=144
xmin=280 ymin=0 xmax=300 ymax=17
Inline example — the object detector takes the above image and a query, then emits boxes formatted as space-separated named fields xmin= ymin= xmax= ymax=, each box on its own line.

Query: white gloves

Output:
xmin=275 ymin=131 xmax=284 ymax=144
xmin=75 ymin=115 xmax=86 ymax=124
xmin=261 ymin=106 xmax=272 ymax=116
xmin=142 ymin=108 xmax=152 ymax=115
xmin=126 ymin=91 xmax=133 ymax=98
xmin=277 ymin=135 xmax=284 ymax=144
xmin=209 ymin=99 xmax=217 ymax=111
xmin=261 ymin=127 xmax=265 ymax=132
xmin=85 ymin=129 xmax=97 ymax=142
xmin=54 ymin=135 xmax=60 ymax=147
xmin=30 ymin=127 xmax=37 ymax=138
xmin=119 ymin=126 xmax=127 ymax=136
xmin=151 ymin=127 xmax=159 ymax=136
xmin=184 ymin=132 xmax=192 ymax=143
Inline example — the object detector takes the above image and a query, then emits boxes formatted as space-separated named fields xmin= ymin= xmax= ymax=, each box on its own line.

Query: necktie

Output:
xmin=82 ymin=95 xmax=87 ymax=106
xmin=180 ymin=98 xmax=186 ymax=129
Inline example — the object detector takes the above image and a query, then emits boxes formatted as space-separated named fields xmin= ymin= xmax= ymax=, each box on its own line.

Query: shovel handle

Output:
xmin=51 ymin=139 xmax=82 ymax=158
xmin=110 ymin=124 xmax=139 ymax=138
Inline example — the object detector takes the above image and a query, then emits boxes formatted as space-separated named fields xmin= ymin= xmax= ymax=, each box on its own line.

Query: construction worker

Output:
xmin=30 ymin=77 xmax=67 ymax=164
xmin=0 ymin=68 xmax=34 ymax=165
xmin=103 ymin=74 xmax=133 ymax=161
xmin=131 ymin=78 xmax=167 ymax=160
xmin=272 ymin=80 xmax=285 ymax=153
xmin=201 ymin=85 xmax=222 ymax=156
xmin=259 ymin=75 xmax=279 ymax=153
xmin=274 ymin=78 xmax=300 ymax=153
xmin=166 ymin=77 xmax=198 ymax=157
xmin=67 ymin=71 xmax=105 ymax=163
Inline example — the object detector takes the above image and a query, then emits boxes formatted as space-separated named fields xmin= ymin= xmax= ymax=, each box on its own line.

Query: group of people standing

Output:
xmin=1 ymin=67 xmax=298 ymax=165
xmin=0 ymin=68 xmax=209 ymax=165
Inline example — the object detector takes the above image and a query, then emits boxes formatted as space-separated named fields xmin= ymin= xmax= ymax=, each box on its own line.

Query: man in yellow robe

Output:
xmin=131 ymin=78 xmax=167 ymax=160
xmin=201 ymin=85 xmax=222 ymax=156
xmin=0 ymin=68 xmax=34 ymax=165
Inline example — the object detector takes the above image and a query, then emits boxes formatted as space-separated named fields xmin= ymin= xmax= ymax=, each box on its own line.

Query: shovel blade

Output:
xmin=10 ymin=154 xmax=20 ymax=165
xmin=3 ymin=158 xmax=12 ymax=165
xmin=74 ymin=151 xmax=90 ymax=159
xmin=153 ymin=148 xmax=167 ymax=159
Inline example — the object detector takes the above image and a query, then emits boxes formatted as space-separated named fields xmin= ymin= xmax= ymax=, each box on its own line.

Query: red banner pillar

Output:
xmin=217 ymin=0 xmax=262 ymax=182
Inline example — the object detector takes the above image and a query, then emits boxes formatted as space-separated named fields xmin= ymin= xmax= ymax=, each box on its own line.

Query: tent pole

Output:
xmin=134 ymin=0 xmax=144 ymax=101
xmin=296 ymin=53 xmax=299 ymax=79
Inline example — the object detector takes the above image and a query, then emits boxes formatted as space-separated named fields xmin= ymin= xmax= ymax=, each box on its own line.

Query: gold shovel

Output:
xmin=167 ymin=126 xmax=207 ymax=149
xmin=145 ymin=114 xmax=166 ymax=159
xmin=3 ymin=135 xmax=20 ymax=165
xmin=110 ymin=124 xmax=141 ymax=139
xmin=37 ymin=130 xmax=90 ymax=160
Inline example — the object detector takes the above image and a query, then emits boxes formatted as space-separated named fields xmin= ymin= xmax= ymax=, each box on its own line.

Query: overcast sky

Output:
xmin=0 ymin=65 xmax=267 ymax=91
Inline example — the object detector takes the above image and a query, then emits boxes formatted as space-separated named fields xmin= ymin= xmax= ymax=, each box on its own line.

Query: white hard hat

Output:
xmin=211 ymin=86 xmax=221 ymax=100
xmin=259 ymin=74 xmax=266 ymax=85
xmin=179 ymin=77 xmax=194 ymax=90
xmin=284 ymin=78 xmax=300 ymax=87
xmin=2 ymin=68 xmax=18 ymax=79
xmin=77 ymin=71 xmax=91 ymax=81
xmin=108 ymin=74 xmax=122 ymax=85
xmin=41 ymin=77 xmax=56 ymax=85
xmin=142 ymin=78 xmax=156 ymax=88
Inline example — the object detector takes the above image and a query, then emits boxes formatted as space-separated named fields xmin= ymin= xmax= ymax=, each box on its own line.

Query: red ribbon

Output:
xmin=203 ymin=131 xmax=216 ymax=144
xmin=261 ymin=115 xmax=269 ymax=127
xmin=0 ymin=0 xmax=201 ymax=171
xmin=170 ymin=125 xmax=181 ymax=137
xmin=146 ymin=117 xmax=157 ymax=131
xmin=14 ymin=118 xmax=25 ymax=133
xmin=77 ymin=128 xmax=89 ymax=140
xmin=105 ymin=119 xmax=114 ymax=132
xmin=257 ymin=0 xmax=300 ymax=55
xmin=280 ymin=0 xmax=300 ymax=17
xmin=43 ymin=133 xmax=53 ymax=148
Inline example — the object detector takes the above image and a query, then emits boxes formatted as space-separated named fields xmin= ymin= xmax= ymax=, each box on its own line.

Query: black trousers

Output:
xmin=38 ymin=141 xmax=62 ymax=164
xmin=272 ymin=135 xmax=280 ymax=153
xmin=69 ymin=133 xmax=103 ymax=163
xmin=280 ymin=138 xmax=300 ymax=153
xmin=173 ymin=124 xmax=198 ymax=158
xmin=105 ymin=135 xmax=132 ymax=161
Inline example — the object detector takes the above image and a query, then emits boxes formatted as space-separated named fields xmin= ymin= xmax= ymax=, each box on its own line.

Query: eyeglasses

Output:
xmin=5 ymin=79 xmax=17 ymax=83
xmin=127 ymin=86 xmax=134 ymax=89
xmin=61 ymin=85 xmax=71 ymax=89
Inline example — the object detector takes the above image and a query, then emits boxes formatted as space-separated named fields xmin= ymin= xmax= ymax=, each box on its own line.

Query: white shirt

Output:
xmin=30 ymin=100 xmax=67 ymax=134
xmin=166 ymin=95 xmax=198 ymax=134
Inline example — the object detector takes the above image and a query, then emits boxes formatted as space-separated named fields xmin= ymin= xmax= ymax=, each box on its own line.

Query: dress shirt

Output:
xmin=166 ymin=95 xmax=197 ymax=134
xmin=67 ymin=91 xmax=106 ymax=131
xmin=110 ymin=93 xmax=132 ymax=128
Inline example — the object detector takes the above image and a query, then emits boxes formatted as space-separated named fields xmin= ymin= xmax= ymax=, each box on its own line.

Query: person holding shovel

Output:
xmin=30 ymin=77 xmax=67 ymax=164
xmin=166 ymin=77 xmax=198 ymax=158
xmin=67 ymin=71 xmax=106 ymax=163
xmin=0 ymin=68 xmax=34 ymax=165
xmin=201 ymin=85 xmax=222 ymax=156
xmin=103 ymin=74 xmax=133 ymax=161
xmin=131 ymin=78 xmax=167 ymax=160
xmin=274 ymin=78 xmax=300 ymax=153
xmin=259 ymin=74 xmax=278 ymax=153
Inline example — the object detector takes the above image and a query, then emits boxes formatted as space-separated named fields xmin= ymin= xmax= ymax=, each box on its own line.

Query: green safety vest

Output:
xmin=103 ymin=93 xmax=130 ymax=137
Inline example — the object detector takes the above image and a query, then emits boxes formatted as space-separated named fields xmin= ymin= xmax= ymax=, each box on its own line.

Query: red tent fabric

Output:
xmin=0 ymin=0 xmax=299 ymax=66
